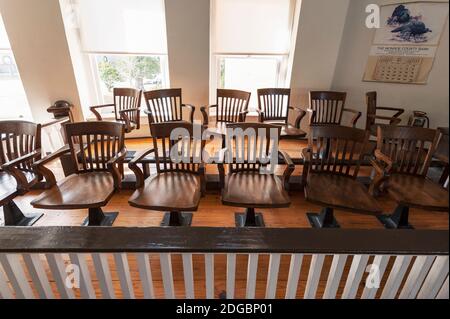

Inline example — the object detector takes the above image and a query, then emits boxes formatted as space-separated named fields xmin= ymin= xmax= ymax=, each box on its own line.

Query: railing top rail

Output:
xmin=0 ymin=227 xmax=448 ymax=255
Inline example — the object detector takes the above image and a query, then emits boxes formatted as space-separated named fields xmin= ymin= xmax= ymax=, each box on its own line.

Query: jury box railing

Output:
xmin=0 ymin=227 xmax=448 ymax=299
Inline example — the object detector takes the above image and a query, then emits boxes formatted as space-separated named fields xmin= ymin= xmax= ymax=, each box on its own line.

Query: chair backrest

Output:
xmin=309 ymin=91 xmax=347 ymax=125
xmin=65 ymin=121 xmax=125 ymax=173
xmin=0 ymin=120 xmax=41 ymax=172
xmin=216 ymin=89 xmax=251 ymax=123
xmin=366 ymin=91 xmax=378 ymax=131
xmin=150 ymin=122 xmax=204 ymax=174
xmin=377 ymin=125 xmax=441 ymax=176
xmin=224 ymin=122 xmax=281 ymax=174
xmin=308 ymin=126 xmax=370 ymax=178
xmin=258 ymin=88 xmax=291 ymax=122
xmin=144 ymin=88 xmax=184 ymax=124
xmin=113 ymin=88 xmax=142 ymax=124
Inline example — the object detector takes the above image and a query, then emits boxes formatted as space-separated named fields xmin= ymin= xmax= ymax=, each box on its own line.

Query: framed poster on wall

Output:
xmin=363 ymin=1 xmax=449 ymax=84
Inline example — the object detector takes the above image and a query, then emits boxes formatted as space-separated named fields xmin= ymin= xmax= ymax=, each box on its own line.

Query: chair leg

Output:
xmin=1 ymin=200 xmax=43 ymax=226
xmin=161 ymin=211 xmax=193 ymax=227
xmin=82 ymin=207 xmax=118 ymax=226
xmin=235 ymin=208 xmax=265 ymax=227
xmin=377 ymin=204 xmax=413 ymax=229
xmin=307 ymin=207 xmax=340 ymax=229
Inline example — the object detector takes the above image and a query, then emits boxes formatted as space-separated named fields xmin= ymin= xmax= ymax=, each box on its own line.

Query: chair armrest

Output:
xmin=32 ymin=145 xmax=71 ymax=189
xmin=374 ymin=149 xmax=394 ymax=172
xmin=182 ymin=104 xmax=196 ymax=123
xmin=300 ymin=148 xmax=312 ymax=186
xmin=107 ymin=148 xmax=127 ymax=189
xmin=198 ymin=162 xmax=206 ymax=195
xmin=119 ymin=107 xmax=140 ymax=131
xmin=128 ymin=148 xmax=155 ymax=188
xmin=290 ymin=106 xmax=307 ymax=129
xmin=306 ymin=108 xmax=316 ymax=125
xmin=368 ymin=114 xmax=402 ymax=125
xmin=256 ymin=108 xmax=265 ymax=122
xmin=301 ymin=147 xmax=312 ymax=162
xmin=368 ymin=150 xmax=394 ymax=196
xmin=1 ymin=150 xmax=42 ymax=192
xmin=377 ymin=106 xmax=404 ymax=114
xmin=200 ymin=105 xmax=217 ymax=126
xmin=279 ymin=150 xmax=295 ymax=190
xmin=239 ymin=110 xmax=248 ymax=122
xmin=89 ymin=104 xmax=115 ymax=121
xmin=343 ymin=108 xmax=362 ymax=128
xmin=1 ymin=149 xmax=41 ymax=171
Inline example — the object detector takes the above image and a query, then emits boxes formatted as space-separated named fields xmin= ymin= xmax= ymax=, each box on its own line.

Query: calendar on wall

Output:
xmin=363 ymin=1 xmax=448 ymax=84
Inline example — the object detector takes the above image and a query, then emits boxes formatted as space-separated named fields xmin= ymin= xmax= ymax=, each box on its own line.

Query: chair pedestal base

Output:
xmin=161 ymin=212 xmax=193 ymax=227
xmin=307 ymin=207 xmax=340 ymax=229
xmin=82 ymin=208 xmax=118 ymax=226
xmin=1 ymin=201 xmax=43 ymax=226
xmin=235 ymin=208 xmax=265 ymax=227
xmin=377 ymin=204 xmax=413 ymax=229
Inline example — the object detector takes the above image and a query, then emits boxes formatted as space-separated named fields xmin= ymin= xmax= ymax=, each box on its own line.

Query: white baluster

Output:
xmin=399 ymin=256 xmax=435 ymax=299
xmin=381 ymin=255 xmax=412 ymax=299
xmin=23 ymin=254 xmax=54 ymax=299
xmin=69 ymin=253 xmax=96 ymax=299
xmin=160 ymin=253 xmax=175 ymax=299
xmin=304 ymin=254 xmax=325 ymax=299
xmin=92 ymin=253 xmax=115 ymax=299
xmin=417 ymin=256 xmax=449 ymax=299
xmin=265 ymin=254 xmax=281 ymax=299
xmin=361 ymin=255 xmax=390 ymax=299
xmin=323 ymin=255 xmax=347 ymax=299
xmin=182 ymin=253 xmax=194 ymax=299
xmin=0 ymin=254 xmax=34 ymax=299
xmin=285 ymin=254 xmax=303 ymax=299
xmin=342 ymin=255 xmax=369 ymax=299
xmin=205 ymin=254 xmax=214 ymax=299
xmin=246 ymin=254 xmax=259 ymax=299
xmin=137 ymin=253 xmax=155 ymax=299
xmin=114 ymin=253 xmax=135 ymax=299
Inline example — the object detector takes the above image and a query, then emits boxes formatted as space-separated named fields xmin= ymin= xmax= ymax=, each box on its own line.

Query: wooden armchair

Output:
xmin=370 ymin=126 xmax=448 ymax=229
xmin=143 ymin=88 xmax=195 ymax=124
xmin=31 ymin=122 xmax=126 ymax=226
xmin=0 ymin=121 xmax=43 ymax=226
xmin=201 ymin=89 xmax=251 ymax=136
xmin=308 ymin=91 xmax=362 ymax=128
xmin=366 ymin=91 xmax=404 ymax=136
xmin=128 ymin=122 xmax=205 ymax=227
xmin=257 ymin=88 xmax=307 ymax=139
xmin=90 ymin=88 xmax=142 ymax=134
xmin=303 ymin=126 xmax=382 ymax=228
xmin=219 ymin=123 xmax=293 ymax=227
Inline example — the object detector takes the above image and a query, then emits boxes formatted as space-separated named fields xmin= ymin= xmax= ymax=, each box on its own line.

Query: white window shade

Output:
xmin=0 ymin=15 xmax=11 ymax=49
xmin=213 ymin=0 xmax=294 ymax=54
xmin=77 ymin=0 xmax=168 ymax=54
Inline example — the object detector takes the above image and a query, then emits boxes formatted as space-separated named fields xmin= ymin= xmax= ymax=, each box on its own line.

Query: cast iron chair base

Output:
xmin=307 ymin=207 xmax=340 ymax=229
xmin=161 ymin=211 xmax=193 ymax=227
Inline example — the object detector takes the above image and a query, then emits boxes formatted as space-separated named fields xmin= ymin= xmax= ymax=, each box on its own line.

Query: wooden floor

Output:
xmin=1 ymin=138 xmax=448 ymax=299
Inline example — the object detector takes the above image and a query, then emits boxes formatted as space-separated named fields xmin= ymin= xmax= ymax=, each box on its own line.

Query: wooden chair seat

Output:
xmin=0 ymin=171 xmax=37 ymax=205
xmin=129 ymin=172 xmax=201 ymax=211
xmin=222 ymin=172 xmax=290 ymax=208
xmin=387 ymin=174 xmax=449 ymax=211
xmin=305 ymin=173 xmax=382 ymax=214
xmin=31 ymin=172 xmax=115 ymax=209
xmin=264 ymin=122 xmax=306 ymax=139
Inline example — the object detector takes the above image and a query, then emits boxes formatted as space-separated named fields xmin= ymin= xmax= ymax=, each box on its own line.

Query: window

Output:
xmin=69 ymin=0 xmax=169 ymax=112
xmin=0 ymin=14 xmax=32 ymax=120
xmin=211 ymin=0 xmax=298 ymax=111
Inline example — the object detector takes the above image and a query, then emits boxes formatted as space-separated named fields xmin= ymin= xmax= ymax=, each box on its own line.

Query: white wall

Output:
xmin=165 ymin=0 xmax=210 ymax=122
xmin=332 ymin=0 xmax=449 ymax=129
xmin=289 ymin=0 xmax=351 ymax=119
xmin=0 ymin=0 xmax=83 ymax=122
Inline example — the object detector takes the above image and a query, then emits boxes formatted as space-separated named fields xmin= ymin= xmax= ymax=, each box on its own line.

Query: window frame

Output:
xmin=209 ymin=0 xmax=299 ymax=112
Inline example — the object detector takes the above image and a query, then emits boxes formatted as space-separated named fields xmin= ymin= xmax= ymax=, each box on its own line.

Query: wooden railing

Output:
xmin=0 ymin=227 xmax=448 ymax=299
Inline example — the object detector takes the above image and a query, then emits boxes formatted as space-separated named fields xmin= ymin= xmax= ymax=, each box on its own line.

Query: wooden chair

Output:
xmin=370 ymin=126 xmax=449 ymax=229
xmin=366 ymin=91 xmax=404 ymax=136
xmin=31 ymin=122 xmax=126 ymax=226
xmin=201 ymin=89 xmax=251 ymax=136
xmin=143 ymin=88 xmax=195 ymax=124
xmin=90 ymin=88 xmax=142 ymax=134
xmin=219 ymin=123 xmax=294 ymax=227
xmin=303 ymin=126 xmax=382 ymax=228
xmin=0 ymin=121 xmax=43 ymax=226
xmin=257 ymin=88 xmax=307 ymax=140
xmin=435 ymin=127 xmax=449 ymax=188
xmin=128 ymin=122 xmax=205 ymax=227
xmin=308 ymin=91 xmax=361 ymax=127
